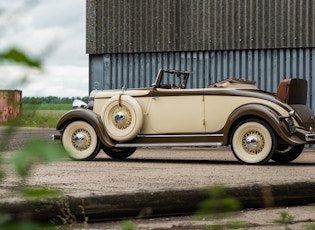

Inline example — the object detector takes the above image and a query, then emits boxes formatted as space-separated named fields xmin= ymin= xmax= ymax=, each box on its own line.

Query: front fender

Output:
xmin=56 ymin=109 xmax=116 ymax=148
xmin=223 ymin=104 xmax=305 ymax=146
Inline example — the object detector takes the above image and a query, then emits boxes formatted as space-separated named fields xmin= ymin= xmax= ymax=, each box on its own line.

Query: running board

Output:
xmin=115 ymin=142 xmax=223 ymax=148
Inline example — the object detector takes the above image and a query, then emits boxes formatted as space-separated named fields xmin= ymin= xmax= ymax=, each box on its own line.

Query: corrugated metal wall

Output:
xmin=87 ymin=0 xmax=315 ymax=54
xmin=89 ymin=48 xmax=315 ymax=110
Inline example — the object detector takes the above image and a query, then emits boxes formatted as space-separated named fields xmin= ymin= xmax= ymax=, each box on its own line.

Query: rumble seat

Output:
xmin=276 ymin=78 xmax=307 ymax=105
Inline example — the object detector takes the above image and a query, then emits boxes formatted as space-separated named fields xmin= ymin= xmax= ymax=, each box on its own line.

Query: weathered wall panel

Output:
xmin=86 ymin=0 xmax=315 ymax=54
xmin=0 ymin=90 xmax=22 ymax=123
xmin=89 ymin=48 xmax=315 ymax=110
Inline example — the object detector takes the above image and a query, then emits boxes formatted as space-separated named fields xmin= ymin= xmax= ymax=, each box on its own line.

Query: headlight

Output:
xmin=288 ymin=110 xmax=295 ymax=117
xmin=72 ymin=99 xmax=87 ymax=109
xmin=87 ymin=90 xmax=99 ymax=110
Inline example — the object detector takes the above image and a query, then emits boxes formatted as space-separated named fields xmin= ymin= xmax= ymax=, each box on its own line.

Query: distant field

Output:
xmin=22 ymin=103 xmax=72 ymax=110
xmin=4 ymin=104 xmax=72 ymax=128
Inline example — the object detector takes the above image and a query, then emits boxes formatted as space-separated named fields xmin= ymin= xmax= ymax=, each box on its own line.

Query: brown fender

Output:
xmin=56 ymin=109 xmax=116 ymax=148
xmin=223 ymin=104 xmax=305 ymax=146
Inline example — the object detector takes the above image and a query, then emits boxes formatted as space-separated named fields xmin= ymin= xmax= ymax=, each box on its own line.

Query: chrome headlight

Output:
xmin=288 ymin=110 xmax=295 ymax=117
xmin=72 ymin=99 xmax=87 ymax=109
xmin=87 ymin=90 xmax=99 ymax=110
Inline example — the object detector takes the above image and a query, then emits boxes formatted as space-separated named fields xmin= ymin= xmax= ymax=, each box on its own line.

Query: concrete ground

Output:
xmin=0 ymin=127 xmax=314 ymax=229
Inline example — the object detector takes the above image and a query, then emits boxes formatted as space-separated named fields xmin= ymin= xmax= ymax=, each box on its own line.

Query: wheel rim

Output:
xmin=242 ymin=130 xmax=265 ymax=155
xmin=62 ymin=121 xmax=99 ymax=160
xmin=232 ymin=121 xmax=273 ymax=164
xmin=110 ymin=105 xmax=133 ymax=130
xmin=72 ymin=128 xmax=92 ymax=151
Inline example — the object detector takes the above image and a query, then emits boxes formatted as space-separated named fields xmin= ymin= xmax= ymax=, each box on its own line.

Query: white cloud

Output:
xmin=0 ymin=65 xmax=89 ymax=97
xmin=0 ymin=0 xmax=88 ymax=97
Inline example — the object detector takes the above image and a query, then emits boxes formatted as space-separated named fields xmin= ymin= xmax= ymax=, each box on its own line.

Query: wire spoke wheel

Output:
xmin=62 ymin=121 xmax=100 ymax=160
xmin=231 ymin=119 xmax=276 ymax=164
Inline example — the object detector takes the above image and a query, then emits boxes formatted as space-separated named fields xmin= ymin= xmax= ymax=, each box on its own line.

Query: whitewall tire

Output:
xmin=231 ymin=119 xmax=276 ymax=165
xmin=62 ymin=121 xmax=100 ymax=160
xmin=102 ymin=95 xmax=143 ymax=142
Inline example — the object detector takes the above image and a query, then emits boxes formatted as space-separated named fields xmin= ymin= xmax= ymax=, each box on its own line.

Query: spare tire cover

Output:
xmin=102 ymin=94 xmax=143 ymax=141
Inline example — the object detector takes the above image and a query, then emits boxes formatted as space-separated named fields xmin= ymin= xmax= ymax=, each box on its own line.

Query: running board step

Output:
xmin=115 ymin=142 xmax=223 ymax=148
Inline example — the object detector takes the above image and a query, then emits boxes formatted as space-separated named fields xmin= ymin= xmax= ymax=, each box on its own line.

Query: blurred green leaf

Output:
xmin=273 ymin=212 xmax=294 ymax=227
xmin=0 ymin=48 xmax=41 ymax=68
xmin=121 ymin=220 xmax=135 ymax=230
xmin=196 ymin=185 xmax=241 ymax=217
xmin=0 ymin=213 xmax=11 ymax=226
xmin=10 ymin=138 xmax=67 ymax=177
xmin=0 ymin=221 xmax=39 ymax=230
xmin=21 ymin=187 xmax=62 ymax=200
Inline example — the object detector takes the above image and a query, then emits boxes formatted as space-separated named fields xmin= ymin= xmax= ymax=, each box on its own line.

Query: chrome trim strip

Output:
xmin=136 ymin=134 xmax=223 ymax=138
xmin=115 ymin=142 xmax=223 ymax=148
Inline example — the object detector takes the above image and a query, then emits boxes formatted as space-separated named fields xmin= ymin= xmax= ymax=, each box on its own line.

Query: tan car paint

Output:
xmin=204 ymin=94 xmax=295 ymax=133
xmin=92 ymin=88 xmax=295 ymax=136
xmin=144 ymin=95 xmax=205 ymax=133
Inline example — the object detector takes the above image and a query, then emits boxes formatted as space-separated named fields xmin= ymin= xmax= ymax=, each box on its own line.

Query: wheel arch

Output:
xmin=223 ymin=104 xmax=303 ymax=146
xmin=56 ymin=109 xmax=116 ymax=148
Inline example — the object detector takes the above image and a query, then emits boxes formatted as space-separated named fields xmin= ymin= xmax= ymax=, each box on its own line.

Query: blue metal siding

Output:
xmin=89 ymin=48 xmax=315 ymax=110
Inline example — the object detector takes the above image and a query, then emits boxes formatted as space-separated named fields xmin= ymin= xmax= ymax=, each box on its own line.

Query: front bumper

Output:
xmin=295 ymin=127 xmax=315 ymax=143
xmin=306 ymin=133 xmax=315 ymax=142
xmin=51 ymin=134 xmax=61 ymax=141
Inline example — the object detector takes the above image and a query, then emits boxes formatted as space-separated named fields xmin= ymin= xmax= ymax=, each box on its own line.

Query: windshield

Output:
xmin=153 ymin=69 xmax=191 ymax=89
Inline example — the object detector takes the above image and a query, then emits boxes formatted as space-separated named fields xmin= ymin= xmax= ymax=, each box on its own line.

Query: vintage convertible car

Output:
xmin=55 ymin=69 xmax=315 ymax=164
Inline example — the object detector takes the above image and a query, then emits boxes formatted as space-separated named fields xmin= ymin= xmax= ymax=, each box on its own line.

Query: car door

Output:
xmin=146 ymin=89 xmax=205 ymax=134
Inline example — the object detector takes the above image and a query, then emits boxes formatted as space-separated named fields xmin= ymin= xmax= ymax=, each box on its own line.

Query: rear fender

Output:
xmin=223 ymin=104 xmax=305 ymax=146
xmin=56 ymin=109 xmax=116 ymax=147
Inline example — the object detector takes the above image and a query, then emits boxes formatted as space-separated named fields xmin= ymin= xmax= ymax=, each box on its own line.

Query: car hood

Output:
xmin=94 ymin=88 xmax=152 ymax=98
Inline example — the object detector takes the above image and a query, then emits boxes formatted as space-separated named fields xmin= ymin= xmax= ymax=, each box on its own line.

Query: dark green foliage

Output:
xmin=0 ymin=48 xmax=41 ymax=68
xmin=273 ymin=212 xmax=294 ymax=230
xmin=11 ymin=138 xmax=67 ymax=177
xmin=196 ymin=185 xmax=241 ymax=218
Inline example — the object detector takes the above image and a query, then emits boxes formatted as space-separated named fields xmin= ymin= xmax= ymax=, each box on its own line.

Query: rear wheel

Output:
xmin=272 ymin=144 xmax=304 ymax=163
xmin=231 ymin=119 xmax=276 ymax=165
xmin=103 ymin=147 xmax=137 ymax=159
xmin=62 ymin=121 xmax=100 ymax=160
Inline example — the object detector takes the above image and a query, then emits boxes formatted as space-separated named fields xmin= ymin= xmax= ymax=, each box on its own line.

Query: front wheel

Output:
xmin=103 ymin=147 xmax=137 ymax=159
xmin=231 ymin=119 xmax=276 ymax=165
xmin=271 ymin=145 xmax=304 ymax=163
xmin=62 ymin=121 xmax=100 ymax=160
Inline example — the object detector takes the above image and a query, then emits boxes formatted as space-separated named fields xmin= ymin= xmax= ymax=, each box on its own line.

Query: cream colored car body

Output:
xmin=93 ymin=88 xmax=291 ymax=135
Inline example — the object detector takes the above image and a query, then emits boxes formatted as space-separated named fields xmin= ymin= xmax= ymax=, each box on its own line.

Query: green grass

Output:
xmin=3 ymin=104 xmax=72 ymax=128
xmin=22 ymin=103 xmax=72 ymax=111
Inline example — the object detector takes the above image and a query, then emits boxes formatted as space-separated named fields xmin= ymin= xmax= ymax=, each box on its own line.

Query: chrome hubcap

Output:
xmin=242 ymin=130 xmax=265 ymax=154
xmin=115 ymin=112 xmax=126 ymax=124
xmin=72 ymin=129 xmax=91 ymax=151
xmin=245 ymin=136 xmax=258 ymax=151
xmin=110 ymin=105 xmax=132 ymax=129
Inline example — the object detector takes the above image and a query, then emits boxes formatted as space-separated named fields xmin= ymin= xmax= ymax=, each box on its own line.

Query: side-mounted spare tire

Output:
xmin=102 ymin=94 xmax=143 ymax=142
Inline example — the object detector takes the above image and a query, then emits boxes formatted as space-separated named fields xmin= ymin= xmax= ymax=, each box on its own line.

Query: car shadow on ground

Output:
xmin=93 ymin=157 xmax=315 ymax=166
xmin=94 ymin=157 xmax=239 ymax=165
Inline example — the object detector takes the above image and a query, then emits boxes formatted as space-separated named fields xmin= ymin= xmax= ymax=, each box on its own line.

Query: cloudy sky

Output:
xmin=0 ymin=0 xmax=88 ymax=97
